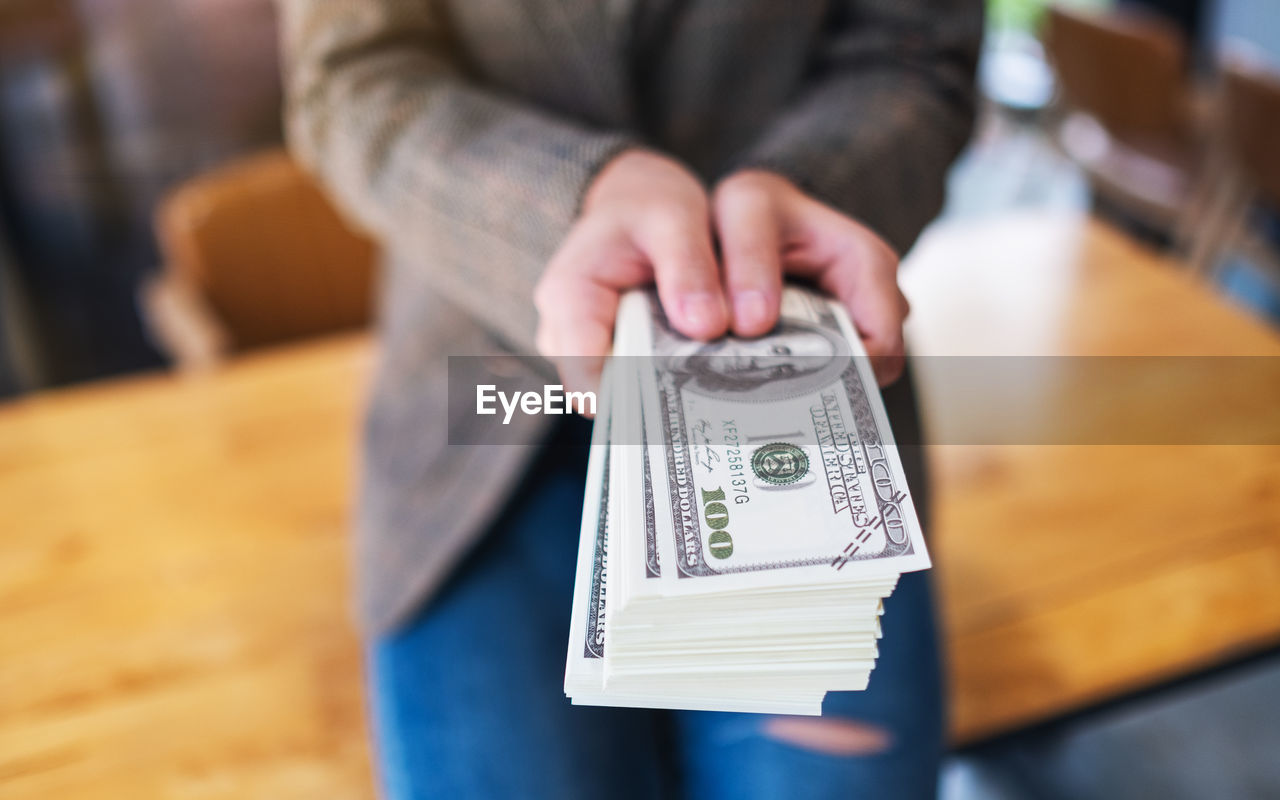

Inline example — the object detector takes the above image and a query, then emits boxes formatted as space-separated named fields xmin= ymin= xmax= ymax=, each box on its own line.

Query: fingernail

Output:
xmin=679 ymin=292 xmax=723 ymax=336
xmin=733 ymin=290 xmax=769 ymax=333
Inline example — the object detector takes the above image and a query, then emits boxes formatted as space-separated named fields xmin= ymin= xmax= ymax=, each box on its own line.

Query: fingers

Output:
xmin=533 ymin=238 xmax=620 ymax=398
xmin=714 ymin=182 xmax=783 ymax=337
xmin=536 ymin=148 xmax=728 ymax=403
xmin=819 ymin=233 xmax=909 ymax=387
xmin=852 ymin=278 xmax=908 ymax=387
xmin=534 ymin=285 xmax=614 ymax=397
xmin=636 ymin=213 xmax=729 ymax=340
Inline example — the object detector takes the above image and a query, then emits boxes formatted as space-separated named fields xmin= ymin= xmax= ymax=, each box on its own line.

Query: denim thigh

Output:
xmin=671 ymin=569 xmax=946 ymax=800
xmin=367 ymin=420 xmax=666 ymax=800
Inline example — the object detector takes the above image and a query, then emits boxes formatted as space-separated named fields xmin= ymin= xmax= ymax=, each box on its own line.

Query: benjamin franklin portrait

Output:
xmin=660 ymin=320 xmax=850 ymax=403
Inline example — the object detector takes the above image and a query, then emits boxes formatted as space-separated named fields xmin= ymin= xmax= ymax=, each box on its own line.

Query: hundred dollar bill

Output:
xmin=565 ymin=363 xmax=826 ymax=715
xmin=619 ymin=287 xmax=930 ymax=595
xmin=563 ymin=363 xmax=613 ymax=698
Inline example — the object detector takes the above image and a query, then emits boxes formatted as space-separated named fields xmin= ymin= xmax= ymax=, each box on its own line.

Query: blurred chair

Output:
xmin=144 ymin=149 xmax=377 ymax=368
xmin=1186 ymin=49 xmax=1280 ymax=280
xmin=1044 ymin=4 xmax=1211 ymax=251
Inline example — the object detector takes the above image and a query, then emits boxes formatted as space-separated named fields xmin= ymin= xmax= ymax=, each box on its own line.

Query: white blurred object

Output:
xmin=980 ymin=30 xmax=1056 ymax=112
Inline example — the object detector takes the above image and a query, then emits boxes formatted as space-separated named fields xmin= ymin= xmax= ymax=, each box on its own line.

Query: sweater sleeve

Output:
xmin=729 ymin=0 xmax=983 ymax=254
xmin=278 ymin=0 xmax=637 ymax=351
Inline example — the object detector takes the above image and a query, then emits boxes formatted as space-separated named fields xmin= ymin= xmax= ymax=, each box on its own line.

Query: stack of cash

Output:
xmin=565 ymin=287 xmax=930 ymax=715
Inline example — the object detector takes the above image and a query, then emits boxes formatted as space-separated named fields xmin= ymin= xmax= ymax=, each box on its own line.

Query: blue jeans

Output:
xmin=369 ymin=418 xmax=944 ymax=799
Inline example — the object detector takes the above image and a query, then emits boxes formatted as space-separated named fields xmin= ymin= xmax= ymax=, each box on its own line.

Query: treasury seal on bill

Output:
xmin=750 ymin=442 xmax=811 ymax=486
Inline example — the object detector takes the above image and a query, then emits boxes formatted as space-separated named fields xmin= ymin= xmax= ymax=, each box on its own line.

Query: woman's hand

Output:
xmin=712 ymin=170 xmax=909 ymax=386
xmin=535 ymin=156 xmax=909 ymax=394
xmin=534 ymin=149 xmax=729 ymax=394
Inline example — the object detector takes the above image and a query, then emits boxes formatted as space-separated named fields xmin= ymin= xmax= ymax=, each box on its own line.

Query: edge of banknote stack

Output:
xmin=565 ymin=286 xmax=930 ymax=715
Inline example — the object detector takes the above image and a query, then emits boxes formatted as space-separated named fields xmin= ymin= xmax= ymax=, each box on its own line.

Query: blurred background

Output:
xmin=0 ymin=0 xmax=1277 ymax=393
xmin=1 ymin=1 xmax=1278 ymax=798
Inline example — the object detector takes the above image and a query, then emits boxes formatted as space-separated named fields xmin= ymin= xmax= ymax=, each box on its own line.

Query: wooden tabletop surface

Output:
xmin=1 ymin=213 xmax=1278 ymax=797
xmin=902 ymin=214 xmax=1280 ymax=742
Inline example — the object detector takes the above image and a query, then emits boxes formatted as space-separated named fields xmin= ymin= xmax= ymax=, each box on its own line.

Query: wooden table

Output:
xmin=0 ymin=339 xmax=375 ymax=799
xmin=902 ymin=213 xmax=1280 ymax=742
xmin=1 ymin=214 xmax=1277 ymax=797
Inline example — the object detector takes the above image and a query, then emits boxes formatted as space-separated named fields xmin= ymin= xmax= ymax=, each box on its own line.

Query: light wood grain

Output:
xmin=902 ymin=213 xmax=1280 ymax=742
xmin=1 ymin=214 xmax=1278 ymax=798
xmin=0 ymin=337 xmax=376 ymax=799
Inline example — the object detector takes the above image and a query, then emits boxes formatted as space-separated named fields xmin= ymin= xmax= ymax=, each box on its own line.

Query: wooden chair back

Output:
xmin=154 ymin=149 xmax=376 ymax=353
xmin=1045 ymin=4 xmax=1191 ymax=150
xmin=1221 ymin=55 xmax=1280 ymax=211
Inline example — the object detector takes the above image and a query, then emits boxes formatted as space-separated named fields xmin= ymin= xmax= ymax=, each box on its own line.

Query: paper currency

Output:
xmin=565 ymin=286 xmax=929 ymax=714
